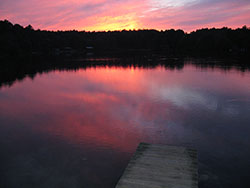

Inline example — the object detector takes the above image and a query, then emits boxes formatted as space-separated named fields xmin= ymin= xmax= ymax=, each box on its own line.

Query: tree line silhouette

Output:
xmin=1 ymin=19 xmax=249 ymax=62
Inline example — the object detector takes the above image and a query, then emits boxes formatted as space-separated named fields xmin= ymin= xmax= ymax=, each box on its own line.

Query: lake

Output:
xmin=0 ymin=57 xmax=250 ymax=188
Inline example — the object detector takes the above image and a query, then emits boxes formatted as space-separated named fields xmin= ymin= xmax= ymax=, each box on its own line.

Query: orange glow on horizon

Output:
xmin=1 ymin=0 xmax=249 ymax=32
xmin=83 ymin=14 xmax=141 ymax=31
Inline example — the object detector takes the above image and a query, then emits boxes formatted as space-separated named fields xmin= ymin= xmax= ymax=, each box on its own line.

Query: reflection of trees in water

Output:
xmin=1 ymin=20 xmax=250 ymax=87
xmin=1 ymin=56 xmax=250 ymax=88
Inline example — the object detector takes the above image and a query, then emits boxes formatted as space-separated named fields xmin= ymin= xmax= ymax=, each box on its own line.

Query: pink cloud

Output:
xmin=0 ymin=0 xmax=249 ymax=31
xmin=140 ymin=0 xmax=250 ymax=31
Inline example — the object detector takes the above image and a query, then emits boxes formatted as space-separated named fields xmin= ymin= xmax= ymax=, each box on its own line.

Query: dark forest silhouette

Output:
xmin=1 ymin=19 xmax=250 ymax=88
xmin=1 ymin=20 xmax=250 ymax=61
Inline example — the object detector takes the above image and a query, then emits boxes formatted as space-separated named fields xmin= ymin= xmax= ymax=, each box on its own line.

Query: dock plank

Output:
xmin=116 ymin=143 xmax=198 ymax=188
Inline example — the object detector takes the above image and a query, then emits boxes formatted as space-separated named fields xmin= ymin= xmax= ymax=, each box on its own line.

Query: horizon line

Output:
xmin=1 ymin=19 xmax=249 ymax=34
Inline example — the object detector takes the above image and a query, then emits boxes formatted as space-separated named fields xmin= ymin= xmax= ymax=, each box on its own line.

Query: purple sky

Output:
xmin=0 ymin=0 xmax=250 ymax=31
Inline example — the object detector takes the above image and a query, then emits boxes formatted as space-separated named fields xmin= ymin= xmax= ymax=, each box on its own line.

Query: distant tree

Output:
xmin=0 ymin=19 xmax=249 ymax=60
xmin=25 ymin=24 xmax=34 ymax=30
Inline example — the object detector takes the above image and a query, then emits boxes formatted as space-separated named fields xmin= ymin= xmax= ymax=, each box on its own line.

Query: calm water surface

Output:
xmin=1 ymin=59 xmax=250 ymax=188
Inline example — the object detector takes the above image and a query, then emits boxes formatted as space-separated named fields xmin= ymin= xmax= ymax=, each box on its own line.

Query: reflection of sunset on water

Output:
xmin=1 ymin=63 xmax=250 ymax=187
xmin=1 ymin=65 xmax=250 ymax=154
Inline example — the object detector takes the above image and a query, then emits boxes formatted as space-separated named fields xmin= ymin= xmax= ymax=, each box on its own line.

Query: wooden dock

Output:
xmin=116 ymin=143 xmax=198 ymax=188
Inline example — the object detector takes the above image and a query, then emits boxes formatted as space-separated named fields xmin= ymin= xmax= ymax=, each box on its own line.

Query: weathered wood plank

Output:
xmin=116 ymin=143 xmax=198 ymax=188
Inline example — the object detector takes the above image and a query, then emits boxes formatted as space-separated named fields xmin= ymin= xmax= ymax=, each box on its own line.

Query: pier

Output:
xmin=116 ymin=143 xmax=198 ymax=188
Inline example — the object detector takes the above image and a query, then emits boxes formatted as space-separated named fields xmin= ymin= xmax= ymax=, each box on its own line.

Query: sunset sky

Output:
xmin=0 ymin=0 xmax=250 ymax=32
